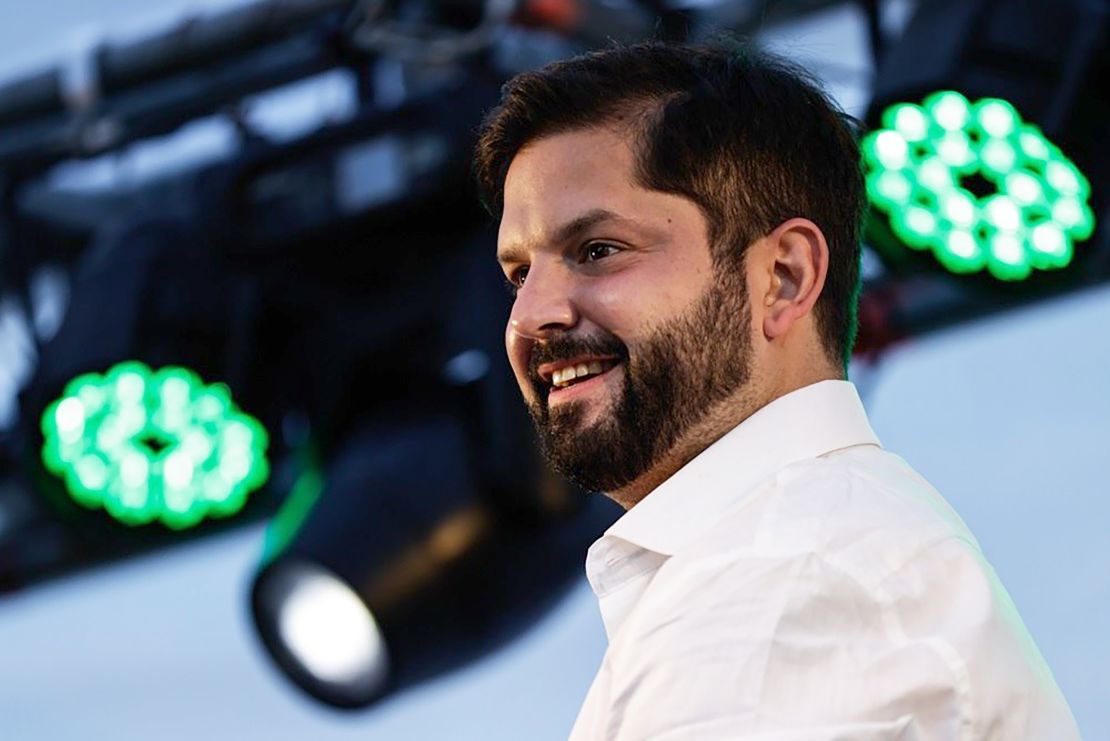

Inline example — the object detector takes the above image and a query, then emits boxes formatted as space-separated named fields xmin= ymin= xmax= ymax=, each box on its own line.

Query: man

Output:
xmin=474 ymin=41 xmax=1079 ymax=739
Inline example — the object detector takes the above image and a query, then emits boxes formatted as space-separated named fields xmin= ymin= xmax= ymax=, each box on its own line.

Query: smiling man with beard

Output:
xmin=474 ymin=41 xmax=1078 ymax=740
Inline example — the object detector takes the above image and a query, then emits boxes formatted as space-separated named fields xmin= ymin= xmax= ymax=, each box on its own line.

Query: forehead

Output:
xmin=501 ymin=127 xmax=637 ymax=224
xmin=496 ymin=127 xmax=699 ymax=261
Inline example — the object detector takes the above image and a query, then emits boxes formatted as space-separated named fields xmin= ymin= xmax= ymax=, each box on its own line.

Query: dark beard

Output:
xmin=525 ymin=268 xmax=753 ymax=493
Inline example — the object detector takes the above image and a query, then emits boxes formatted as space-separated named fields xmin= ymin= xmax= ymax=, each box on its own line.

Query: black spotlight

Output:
xmin=251 ymin=407 xmax=616 ymax=709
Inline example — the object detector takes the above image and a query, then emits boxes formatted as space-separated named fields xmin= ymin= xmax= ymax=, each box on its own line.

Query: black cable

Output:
xmin=860 ymin=0 xmax=884 ymax=70
xmin=638 ymin=0 xmax=694 ymax=43
xmin=0 ymin=176 xmax=44 ymax=359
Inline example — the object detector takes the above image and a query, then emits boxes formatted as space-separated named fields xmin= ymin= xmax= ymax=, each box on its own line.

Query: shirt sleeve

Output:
xmin=601 ymin=538 xmax=1078 ymax=741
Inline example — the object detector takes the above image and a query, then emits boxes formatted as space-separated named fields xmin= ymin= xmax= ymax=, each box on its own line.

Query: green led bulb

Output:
xmin=41 ymin=361 xmax=269 ymax=530
xmin=865 ymin=91 xmax=1096 ymax=281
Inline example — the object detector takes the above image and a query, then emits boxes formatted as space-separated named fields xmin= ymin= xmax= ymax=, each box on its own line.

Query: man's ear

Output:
xmin=759 ymin=218 xmax=829 ymax=341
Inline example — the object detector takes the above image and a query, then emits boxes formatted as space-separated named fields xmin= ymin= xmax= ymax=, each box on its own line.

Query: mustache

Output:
xmin=528 ymin=332 xmax=630 ymax=384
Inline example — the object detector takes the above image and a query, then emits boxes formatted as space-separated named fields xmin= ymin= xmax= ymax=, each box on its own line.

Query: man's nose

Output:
xmin=508 ymin=263 xmax=579 ymax=341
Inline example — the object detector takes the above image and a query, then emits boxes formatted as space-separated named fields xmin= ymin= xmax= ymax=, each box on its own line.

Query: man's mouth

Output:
xmin=538 ymin=357 xmax=621 ymax=391
xmin=552 ymin=359 xmax=620 ymax=389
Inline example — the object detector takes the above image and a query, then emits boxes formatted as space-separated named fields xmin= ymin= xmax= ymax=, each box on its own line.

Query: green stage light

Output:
xmin=40 ymin=361 xmax=269 ymax=530
xmin=864 ymin=91 xmax=1096 ymax=281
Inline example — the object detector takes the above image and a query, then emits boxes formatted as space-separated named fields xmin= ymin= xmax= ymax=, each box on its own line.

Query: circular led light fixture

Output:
xmin=864 ymin=91 xmax=1096 ymax=281
xmin=40 ymin=361 xmax=269 ymax=529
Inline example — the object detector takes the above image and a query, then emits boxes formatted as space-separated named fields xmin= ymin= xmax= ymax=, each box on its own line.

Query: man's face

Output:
xmin=496 ymin=126 xmax=754 ymax=495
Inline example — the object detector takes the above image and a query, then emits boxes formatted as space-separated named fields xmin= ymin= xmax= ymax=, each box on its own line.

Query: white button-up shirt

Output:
xmin=568 ymin=380 xmax=1078 ymax=740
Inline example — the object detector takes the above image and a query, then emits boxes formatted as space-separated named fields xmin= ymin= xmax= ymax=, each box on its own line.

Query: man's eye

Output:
xmin=585 ymin=242 xmax=620 ymax=262
xmin=505 ymin=266 xmax=529 ymax=294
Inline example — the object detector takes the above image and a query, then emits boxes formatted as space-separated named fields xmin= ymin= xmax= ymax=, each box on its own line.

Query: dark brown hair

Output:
xmin=473 ymin=39 xmax=865 ymax=369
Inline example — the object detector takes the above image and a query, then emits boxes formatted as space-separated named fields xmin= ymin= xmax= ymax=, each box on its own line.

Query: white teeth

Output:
xmin=551 ymin=360 xmax=610 ymax=388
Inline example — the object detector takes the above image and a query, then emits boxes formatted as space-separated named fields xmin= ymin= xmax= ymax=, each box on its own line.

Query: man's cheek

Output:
xmin=511 ymin=370 xmax=532 ymax=400
xmin=505 ymin=327 xmax=536 ymax=389
xmin=511 ymin=365 xmax=543 ymax=405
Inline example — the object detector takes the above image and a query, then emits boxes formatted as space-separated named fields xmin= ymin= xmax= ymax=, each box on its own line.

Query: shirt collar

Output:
xmin=600 ymin=379 xmax=881 ymax=557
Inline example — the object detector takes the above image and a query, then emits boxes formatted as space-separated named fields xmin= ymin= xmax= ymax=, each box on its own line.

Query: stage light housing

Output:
xmin=863 ymin=91 xmax=1095 ymax=282
xmin=40 ymin=361 xmax=270 ymax=530
xmin=250 ymin=408 xmax=619 ymax=710
xmin=254 ymin=559 xmax=391 ymax=705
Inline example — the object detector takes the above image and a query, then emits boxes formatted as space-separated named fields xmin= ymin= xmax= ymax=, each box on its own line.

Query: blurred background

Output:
xmin=0 ymin=0 xmax=1105 ymax=738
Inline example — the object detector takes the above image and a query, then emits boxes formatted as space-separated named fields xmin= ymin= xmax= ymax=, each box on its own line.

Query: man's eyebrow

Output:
xmin=497 ymin=209 xmax=630 ymax=266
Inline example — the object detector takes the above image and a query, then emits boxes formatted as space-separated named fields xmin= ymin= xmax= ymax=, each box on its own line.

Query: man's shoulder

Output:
xmin=625 ymin=446 xmax=997 ymax=663
xmin=680 ymin=444 xmax=981 ymax=590
xmin=604 ymin=446 xmax=1081 ymax=740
